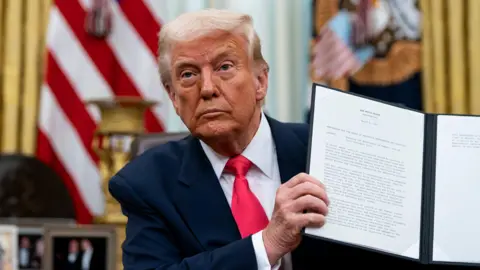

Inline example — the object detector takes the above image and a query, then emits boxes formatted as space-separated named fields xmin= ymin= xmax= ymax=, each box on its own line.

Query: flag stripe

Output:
xmin=117 ymin=0 xmax=160 ymax=57
xmin=37 ymin=130 xmax=92 ymax=224
xmin=86 ymin=0 xmax=167 ymax=131
xmin=55 ymin=0 xmax=164 ymax=132
xmin=46 ymin=52 xmax=99 ymax=164
xmin=47 ymin=7 xmax=113 ymax=108
xmin=312 ymin=27 xmax=361 ymax=79
xmin=54 ymin=0 xmax=116 ymax=92
xmin=38 ymin=85 xmax=104 ymax=218
xmin=142 ymin=0 xmax=168 ymax=25
xmin=108 ymin=3 xmax=166 ymax=129
xmin=38 ymin=0 xmax=166 ymax=223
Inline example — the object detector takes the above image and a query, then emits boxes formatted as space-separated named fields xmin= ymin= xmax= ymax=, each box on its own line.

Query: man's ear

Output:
xmin=255 ymin=65 xmax=268 ymax=102
xmin=165 ymin=83 xmax=180 ymax=115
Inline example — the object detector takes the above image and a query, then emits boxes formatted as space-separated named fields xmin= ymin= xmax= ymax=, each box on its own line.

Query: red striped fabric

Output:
xmin=311 ymin=27 xmax=362 ymax=80
xmin=352 ymin=0 xmax=373 ymax=47
xmin=311 ymin=0 xmax=374 ymax=81
xmin=36 ymin=0 xmax=167 ymax=224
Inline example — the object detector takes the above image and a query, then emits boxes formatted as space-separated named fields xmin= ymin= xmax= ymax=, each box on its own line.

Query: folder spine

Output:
xmin=419 ymin=114 xmax=437 ymax=264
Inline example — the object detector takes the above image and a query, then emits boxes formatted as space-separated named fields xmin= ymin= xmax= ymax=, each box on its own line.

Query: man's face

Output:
xmin=20 ymin=237 xmax=30 ymax=248
xmin=166 ymin=31 xmax=268 ymax=139
xmin=81 ymin=239 xmax=91 ymax=250
xmin=35 ymin=239 xmax=44 ymax=255
xmin=68 ymin=240 xmax=78 ymax=253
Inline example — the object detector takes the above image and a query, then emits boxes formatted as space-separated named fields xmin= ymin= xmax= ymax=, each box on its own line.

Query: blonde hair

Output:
xmin=157 ymin=8 xmax=269 ymax=85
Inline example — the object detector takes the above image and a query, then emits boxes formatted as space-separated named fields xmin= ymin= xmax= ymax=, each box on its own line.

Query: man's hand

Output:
xmin=262 ymin=173 xmax=329 ymax=265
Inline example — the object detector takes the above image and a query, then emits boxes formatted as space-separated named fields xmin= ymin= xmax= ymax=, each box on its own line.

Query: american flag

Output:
xmin=36 ymin=0 xmax=168 ymax=224
xmin=311 ymin=20 xmax=364 ymax=80
xmin=311 ymin=0 xmax=375 ymax=80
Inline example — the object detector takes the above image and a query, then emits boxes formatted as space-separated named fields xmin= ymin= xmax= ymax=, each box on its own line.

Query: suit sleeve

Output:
xmin=108 ymin=174 xmax=258 ymax=270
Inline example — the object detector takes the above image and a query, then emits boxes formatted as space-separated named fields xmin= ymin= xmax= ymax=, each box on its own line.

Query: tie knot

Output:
xmin=224 ymin=155 xmax=252 ymax=177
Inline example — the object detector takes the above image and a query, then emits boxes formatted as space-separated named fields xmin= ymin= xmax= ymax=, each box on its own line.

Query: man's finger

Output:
xmin=288 ymin=181 xmax=329 ymax=206
xmin=291 ymin=194 xmax=329 ymax=216
xmin=284 ymin=173 xmax=325 ymax=190
xmin=291 ymin=212 xmax=326 ymax=229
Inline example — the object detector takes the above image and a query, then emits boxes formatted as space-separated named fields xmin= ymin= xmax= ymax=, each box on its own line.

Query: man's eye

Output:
xmin=181 ymin=72 xmax=193 ymax=78
xmin=219 ymin=64 xmax=232 ymax=71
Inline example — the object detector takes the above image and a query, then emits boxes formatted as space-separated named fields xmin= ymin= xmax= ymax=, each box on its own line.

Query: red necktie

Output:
xmin=225 ymin=155 xmax=269 ymax=238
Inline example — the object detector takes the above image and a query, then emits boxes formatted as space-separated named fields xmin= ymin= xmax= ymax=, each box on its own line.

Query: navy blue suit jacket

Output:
xmin=109 ymin=116 xmax=459 ymax=270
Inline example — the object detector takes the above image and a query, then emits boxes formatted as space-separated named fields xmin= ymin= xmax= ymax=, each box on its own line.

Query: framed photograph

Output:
xmin=43 ymin=225 xmax=116 ymax=270
xmin=0 ymin=225 xmax=18 ymax=270
xmin=0 ymin=218 xmax=75 ymax=270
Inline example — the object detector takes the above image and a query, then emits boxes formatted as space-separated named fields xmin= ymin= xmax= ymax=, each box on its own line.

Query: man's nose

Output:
xmin=199 ymin=69 xmax=218 ymax=99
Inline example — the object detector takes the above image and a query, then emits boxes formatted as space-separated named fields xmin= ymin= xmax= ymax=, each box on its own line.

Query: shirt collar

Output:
xmin=200 ymin=112 xmax=275 ymax=179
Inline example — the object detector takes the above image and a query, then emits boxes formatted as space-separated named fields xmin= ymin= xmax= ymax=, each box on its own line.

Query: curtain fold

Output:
xmin=467 ymin=0 xmax=480 ymax=114
xmin=1 ymin=0 xmax=23 ymax=153
xmin=0 ymin=0 xmax=51 ymax=154
xmin=421 ymin=0 xmax=480 ymax=114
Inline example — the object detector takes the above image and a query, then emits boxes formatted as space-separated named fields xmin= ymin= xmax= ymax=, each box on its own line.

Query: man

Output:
xmin=31 ymin=238 xmax=43 ymax=269
xmin=109 ymin=8 xmax=431 ymax=270
xmin=64 ymin=239 xmax=81 ymax=270
xmin=80 ymin=239 xmax=103 ymax=270
xmin=109 ymin=8 xmax=327 ymax=269
xmin=18 ymin=236 xmax=32 ymax=269
xmin=80 ymin=239 xmax=93 ymax=270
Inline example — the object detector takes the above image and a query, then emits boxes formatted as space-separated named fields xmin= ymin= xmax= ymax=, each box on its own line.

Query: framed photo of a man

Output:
xmin=18 ymin=230 xmax=43 ymax=270
xmin=0 ymin=218 xmax=75 ymax=270
xmin=43 ymin=225 xmax=116 ymax=270
xmin=0 ymin=225 xmax=18 ymax=270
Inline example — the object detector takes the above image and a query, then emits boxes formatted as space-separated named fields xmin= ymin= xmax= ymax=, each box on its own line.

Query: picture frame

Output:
xmin=42 ymin=224 xmax=117 ymax=270
xmin=0 ymin=225 xmax=18 ymax=270
xmin=0 ymin=218 xmax=75 ymax=270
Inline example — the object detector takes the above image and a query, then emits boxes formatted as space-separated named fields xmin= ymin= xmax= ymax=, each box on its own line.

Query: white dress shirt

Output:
xmin=200 ymin=112 xmax=292 ymax=270
xmin=68 ymin=252 xmax=78 ymax=263
xmin=81 ymin=248 xmax=93 ymax=270
xmin=19 ymin=248 xmax=29 ymax=266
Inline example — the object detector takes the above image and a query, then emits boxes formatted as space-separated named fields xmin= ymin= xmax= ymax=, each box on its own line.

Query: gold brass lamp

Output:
xmin=86 ymin=96 xmax=158 ymax=270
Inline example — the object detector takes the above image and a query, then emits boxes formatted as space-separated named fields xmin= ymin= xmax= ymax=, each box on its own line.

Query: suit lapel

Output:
xmin=171 ymin=118 xmax=309 ymax=252
xmin=173 ymin=137 xmax=240 ymax=250
xmin=267 ymin=117 xmax=308 ymax=184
